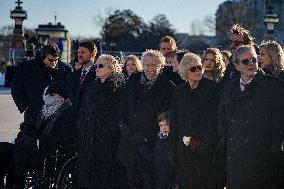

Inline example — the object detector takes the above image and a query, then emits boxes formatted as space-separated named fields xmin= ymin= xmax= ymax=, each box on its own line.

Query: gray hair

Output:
xmin=141 ymin=50 xmax=165 ymax=66
xmin=179 ymin=53 xmax=201 ymax=81
xmin=233 ymin=45 xmax=257 ymax=64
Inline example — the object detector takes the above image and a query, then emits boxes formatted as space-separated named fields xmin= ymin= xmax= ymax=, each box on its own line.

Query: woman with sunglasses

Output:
xmin=259 ymin=40 xmax=284 ymax=81
xmin=202 ymin=48 xmax=226 ymax=83
xmin=77 ymin=54 xmax=124 ymax=189
xmin=171 ymin=53 xmax=219 ymax=189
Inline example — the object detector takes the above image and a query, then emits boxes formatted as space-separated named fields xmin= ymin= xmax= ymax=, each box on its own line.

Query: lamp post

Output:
xmin=263 ymin=1 xmax=279 ymax=40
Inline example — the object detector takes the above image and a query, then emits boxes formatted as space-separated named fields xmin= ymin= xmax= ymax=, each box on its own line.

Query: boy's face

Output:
xmin=159 ymin=120 xmax=170 ymax=135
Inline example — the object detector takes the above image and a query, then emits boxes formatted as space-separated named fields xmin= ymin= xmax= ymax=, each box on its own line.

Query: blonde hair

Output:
xmin=201 ymin=48 xmax=226 ymax=82
xmin=97 ymin=54 xmax=122 ymax=74
xmin=179 ymin=53 xmax=201 ymax=81
xmin=123 ymin=55 xmax=143 ymax=73
xmin=141 ymin=50 xmax=165 ymax=66
xmin=259 ymin=40 xmax=284 ymax=77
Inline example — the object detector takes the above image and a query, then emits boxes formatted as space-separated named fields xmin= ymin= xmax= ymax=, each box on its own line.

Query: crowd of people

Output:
xmin=4 ymin=23 xmax=284 ymax=189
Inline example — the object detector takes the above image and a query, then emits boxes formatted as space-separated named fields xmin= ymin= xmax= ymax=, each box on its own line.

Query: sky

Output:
xmin=0 ymin=0 xmax=225 ymax=38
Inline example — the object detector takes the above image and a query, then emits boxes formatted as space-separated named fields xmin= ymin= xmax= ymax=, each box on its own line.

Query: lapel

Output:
xmin=79 ymin=65 xmax=96 ymax=93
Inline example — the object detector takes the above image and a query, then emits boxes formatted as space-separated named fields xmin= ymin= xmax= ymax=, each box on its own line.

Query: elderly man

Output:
xmin=118 ymin=50 xmax=175 ymax=189
xmin=218 ymin=45 xmax=284 ymax=189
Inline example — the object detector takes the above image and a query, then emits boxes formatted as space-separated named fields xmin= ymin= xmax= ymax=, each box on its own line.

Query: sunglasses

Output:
xmin=47 ymin=57 xmax=58 ymax=62
xmin=231 ymin=40 xmax=244 ymax=46
xmin=188 ymin=65 xmax=203 ymax=72
xmin=95 ymin=63 xmax=107 ymax=69
xmin=240 ymin=57 xmax=257 ymax=65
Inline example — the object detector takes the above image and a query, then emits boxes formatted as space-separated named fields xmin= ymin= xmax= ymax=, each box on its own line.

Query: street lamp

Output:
xmin=263 ymin=1 xmax=279 ymax=39
xmin=10 ymin=0 xmax=27 ymax=37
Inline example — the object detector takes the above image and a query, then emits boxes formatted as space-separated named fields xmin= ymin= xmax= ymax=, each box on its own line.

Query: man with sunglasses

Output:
xmin=223 ymin=24 xmax=255 ymax=82
xmin=12 ymin=43 xmax=72 ymax=123
xmin=217 ymin=45 xmax=284 ymax=188
xmin=11 ymin=43 xmax=72 ymax=188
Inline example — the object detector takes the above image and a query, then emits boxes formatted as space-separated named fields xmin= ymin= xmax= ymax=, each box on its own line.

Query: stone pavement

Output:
xmin=0 ymin=90 xmax=23 ymax=143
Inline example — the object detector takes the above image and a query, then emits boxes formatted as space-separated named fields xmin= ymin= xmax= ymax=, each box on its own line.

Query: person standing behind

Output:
xmin=223 ymin=24 xmax=255 ymax=81
xmin=122 ymin=55 xmax=143 ymax=80
xmin=154 ymin=111 xmax=176 ymax=189
xmin=68 ymin=41 xmax=97 ymax=115
xmin=218 ymin=45 xmax=284 ymax=189
xmin=202 ymin=48 xmax=226 ymax=83
xmin=159 ymin=36 xmax=177 ymax=57
xmin=11 ymin=43 xmax=72 ymax=123
xmin=259 ymin=40 xmax=284 ymax=81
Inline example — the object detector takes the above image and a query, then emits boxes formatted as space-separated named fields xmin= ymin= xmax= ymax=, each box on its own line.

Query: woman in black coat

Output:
xmin=171 ymin=53 xmax=219 ymax=189
xmin=77 ymin=54 xmax=124 ymax=189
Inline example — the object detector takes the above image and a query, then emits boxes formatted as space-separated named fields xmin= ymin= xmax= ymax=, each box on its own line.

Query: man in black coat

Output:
xmin=68 ymin=41 xmax=97 ymax=118
xmin=11 ymin=43 xmax=72 ymax=122
xmin=11 ymin=44 xmax=72 ymax=188
xmin=118 ymin=50 xmax=175 ymax=189
xmin=218 ymin=45 xmax=284 ymax=189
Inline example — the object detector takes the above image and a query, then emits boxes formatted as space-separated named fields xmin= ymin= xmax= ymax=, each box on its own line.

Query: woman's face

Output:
xmin=203 ymin=53 xmax=216 ymax=71
xmin=95 ymin=59 xmax=112 ymax=81
xmin=172 ymin=55 xmax=180 ymax=73
xmin=126 ymin=59 xmax=138 ymax=75
xmin=186 ymin=59 xmax=203 ymax=82
xmin=259 ymin=49 xmax=273 ymax=70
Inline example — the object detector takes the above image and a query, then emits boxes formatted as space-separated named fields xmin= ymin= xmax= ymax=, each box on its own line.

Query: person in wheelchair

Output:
xmin=12 ymin=84 xmax=77 ymax=188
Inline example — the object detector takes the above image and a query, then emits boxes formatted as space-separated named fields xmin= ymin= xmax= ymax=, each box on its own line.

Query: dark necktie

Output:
xmin=80 ymin=69 xmax=87 ymax=84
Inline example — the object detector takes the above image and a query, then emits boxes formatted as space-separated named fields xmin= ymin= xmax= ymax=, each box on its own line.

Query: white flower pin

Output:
xmin=183 ymin=136 xmax=191 ymax=146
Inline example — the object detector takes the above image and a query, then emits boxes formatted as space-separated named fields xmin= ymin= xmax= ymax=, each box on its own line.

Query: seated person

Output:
xmin=12 ymin=83 xmax=77 ymax=188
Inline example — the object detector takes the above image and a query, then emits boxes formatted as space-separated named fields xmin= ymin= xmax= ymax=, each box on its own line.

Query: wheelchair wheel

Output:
xmin=56 ymin=155 xmax=78 ymax=189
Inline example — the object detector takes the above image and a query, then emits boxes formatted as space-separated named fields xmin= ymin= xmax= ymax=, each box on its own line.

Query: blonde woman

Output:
xmin=173 ymin=53 xmax=219 ymax=189
xmin=202 ymin=48 xmax=226 ymax=83
xmin=122 ymin=55 xmax=143 ymax=80
xmin=78 ymin=54 xmax=123 ymax=188
xmin=259 ymin=40 xmax=284 ymax=80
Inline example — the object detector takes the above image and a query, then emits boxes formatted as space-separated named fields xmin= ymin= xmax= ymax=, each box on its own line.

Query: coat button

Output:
xmin=133 ymin=114 xmax=137 ymax=118
xmin=229 ymin=137 xmax=233 ymax=141
xmin=230 ymin=118 xmax=235 ymax=123
xmin=84 ymin=115 xmax=90 ymax=120
xmin=227 ymin=156 xmax=231 ymax=160
xmin=245 ymin=120 xmax=249 ymax=124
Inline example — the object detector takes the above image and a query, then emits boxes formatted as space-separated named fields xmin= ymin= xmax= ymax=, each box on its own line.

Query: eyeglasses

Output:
xmin=95 ymin=63 xmax=107 ymax=69
xmin=46 ymin=57 xmax=58 ymax=62
xmin=231 ymin=40 xmax=244 ymax=46
xmin=240 ymin=57 xmax=257 ymax=65
xmin=188 ymin=65 xmax=203 ymax=72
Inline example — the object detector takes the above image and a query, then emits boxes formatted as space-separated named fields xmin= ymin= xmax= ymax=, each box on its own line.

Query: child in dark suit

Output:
xmin=154 ymin=111 xmax=176 ymax=189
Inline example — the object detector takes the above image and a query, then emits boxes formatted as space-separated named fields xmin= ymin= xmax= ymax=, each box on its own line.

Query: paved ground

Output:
xmin=0 ymin=93 xmax=23 ymax=143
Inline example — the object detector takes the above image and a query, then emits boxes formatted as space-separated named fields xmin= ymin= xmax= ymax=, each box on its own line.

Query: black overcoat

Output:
xmin=171 ymin=78 xmax=219 ymax=189
xmin=77 ymin=75 xmax=123 ymax=189
xmin=218 ymin=70 xmax=284 ymax=189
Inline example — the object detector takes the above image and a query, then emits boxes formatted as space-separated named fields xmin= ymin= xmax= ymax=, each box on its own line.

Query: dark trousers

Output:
xmin=126 ymin=161 xmax=155 ymax=189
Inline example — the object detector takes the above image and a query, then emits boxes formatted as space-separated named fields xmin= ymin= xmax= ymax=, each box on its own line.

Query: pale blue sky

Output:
xmin=0 ymin=0 xmax=225 ymax=38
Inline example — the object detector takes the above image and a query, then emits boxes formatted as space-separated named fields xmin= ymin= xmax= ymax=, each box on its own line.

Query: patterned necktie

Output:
xmin=80 ymin=69 xmax=87 ymax=84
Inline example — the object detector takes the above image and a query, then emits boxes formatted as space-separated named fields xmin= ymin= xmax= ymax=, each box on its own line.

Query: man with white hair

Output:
xmin=218 ymin=45 xmax=284 ymax=188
